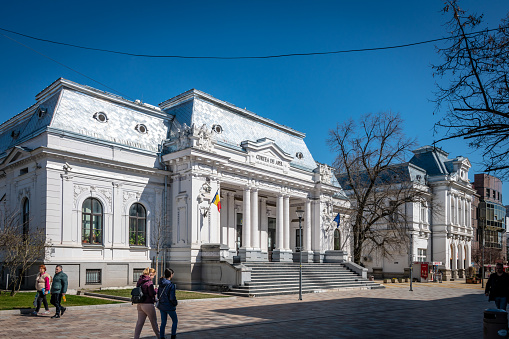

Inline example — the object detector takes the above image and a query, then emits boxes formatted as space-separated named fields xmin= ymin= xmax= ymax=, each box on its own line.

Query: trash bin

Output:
xmin=484 ymin=309 xmax=508 ymax=339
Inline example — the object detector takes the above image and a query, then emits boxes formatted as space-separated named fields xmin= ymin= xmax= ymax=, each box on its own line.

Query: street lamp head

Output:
xmin=296 ymin=208 xmax=305 ymax=219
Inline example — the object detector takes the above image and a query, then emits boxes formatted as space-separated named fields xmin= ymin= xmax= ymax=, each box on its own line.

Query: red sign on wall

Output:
xmin=421 ymin=263 xmax=429 ymax=279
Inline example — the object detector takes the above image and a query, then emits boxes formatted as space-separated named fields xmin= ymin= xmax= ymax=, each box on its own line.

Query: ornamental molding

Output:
xmin=166 ymin=123 xmax=215 ymax=153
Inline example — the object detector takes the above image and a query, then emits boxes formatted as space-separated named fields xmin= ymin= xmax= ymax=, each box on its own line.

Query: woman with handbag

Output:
xmin=134 ymin=267 xmax=159 ymax=339
xmin=157 ymin=268 xmax=178 ymax=339
xmin=32 ymin=265 xmax=51 ymax=316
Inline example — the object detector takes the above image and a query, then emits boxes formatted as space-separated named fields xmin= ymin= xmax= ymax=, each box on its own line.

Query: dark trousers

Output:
xmin=159 ymin=309 xmax=178 ymax=338
xmin=50 ymin=293 xmax=64 ymax=314
xmin=35 ymin=291 xmax=49 ymax=312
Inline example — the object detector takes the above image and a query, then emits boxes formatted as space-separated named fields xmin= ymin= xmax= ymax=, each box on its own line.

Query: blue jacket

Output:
xmin=157 ymin=278 xmax=177 ymax=311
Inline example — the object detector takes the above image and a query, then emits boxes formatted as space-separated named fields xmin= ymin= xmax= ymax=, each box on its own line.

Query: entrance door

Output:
xmin=268 ymin=217 xmax=276 ymax=261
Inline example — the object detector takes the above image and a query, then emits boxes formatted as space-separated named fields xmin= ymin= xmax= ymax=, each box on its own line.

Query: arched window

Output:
xmin=334 ymin=229 xmax=341 ymax=250
xmin=22 ymin=198 xmax=29 ymax=236
xmin=129 ymin=203 xmax=146 ymax=246
xmin=82 ymin=198 xmax=103 ymax=245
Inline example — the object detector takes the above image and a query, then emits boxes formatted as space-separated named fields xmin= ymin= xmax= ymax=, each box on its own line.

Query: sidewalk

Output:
xmin=0 ymin=285 xmax=490 ymax=338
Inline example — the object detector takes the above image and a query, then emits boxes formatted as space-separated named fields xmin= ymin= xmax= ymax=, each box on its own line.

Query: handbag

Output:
xmin=155 ymin=284 xmax=169 ymax=309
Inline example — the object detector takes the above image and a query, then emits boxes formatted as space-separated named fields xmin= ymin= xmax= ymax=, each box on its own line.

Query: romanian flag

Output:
xmin=212 ymin=190 xmax=221 ymax=212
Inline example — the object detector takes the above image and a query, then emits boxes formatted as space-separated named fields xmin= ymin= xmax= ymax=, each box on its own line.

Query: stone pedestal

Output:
xmin=324 ymin=250 xmax=348 ymax=263
xmin=260 ymin=251 xmax=268 ymax=261
xmin=292 ymin=251 xmax=313 ymax=263
xmin=239 ymin=248 xmax=262 ymax=262
xmin=272 ymin=249 xmax=293 ymax=262
xmin=201 ymin=244 xmax=230 ymax=261
xmin=313 ymin=251 xmax=325 ymax=263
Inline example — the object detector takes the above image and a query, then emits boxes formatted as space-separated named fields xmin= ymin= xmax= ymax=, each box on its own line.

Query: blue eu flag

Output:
xmin=333 ymin=213 xmax=340 ymax=228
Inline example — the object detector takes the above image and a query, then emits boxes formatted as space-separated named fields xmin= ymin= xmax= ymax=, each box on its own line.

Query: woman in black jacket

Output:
xmin=157 ymin=268 xmax=178 ymax=339
xmin=134 ymin=267 xmax=160 ymax=339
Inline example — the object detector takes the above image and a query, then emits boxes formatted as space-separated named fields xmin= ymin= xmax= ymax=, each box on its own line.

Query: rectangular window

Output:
xmin=417 ymin=249 xmax=427 ymax=262
xmin=133 ymin=269 xmax=144 ymax=283
xmin=85 ymin=269 xmax=102 ymax=284
xmin=486 ymin=189 xmax=490 ymax=197
xmin=19 ymin=168 xmax=28 ymax=176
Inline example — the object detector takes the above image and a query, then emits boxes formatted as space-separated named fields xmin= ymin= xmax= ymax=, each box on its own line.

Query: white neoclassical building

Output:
xmin=340 ymin=146 xmax=475 ymax=281
xmin=0 ymin=78 xmax=351 ymax=290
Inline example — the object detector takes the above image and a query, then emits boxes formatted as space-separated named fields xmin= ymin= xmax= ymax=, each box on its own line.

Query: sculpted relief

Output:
xmin=165 ymin=123 xmax=215 ymax=153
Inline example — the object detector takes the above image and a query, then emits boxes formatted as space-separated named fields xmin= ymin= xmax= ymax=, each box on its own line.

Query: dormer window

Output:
xmin=93 ymin=112 xmax=108 ymax=123
xmin=36 ymin=107 xmax=47 ymax=119
xmin=212 ymin=124 xmax=223 ymax=134
xmin=296 ymin=152 xmax=304 ymax=159
xmin=135 ymin=124 xmax=148 ymax=134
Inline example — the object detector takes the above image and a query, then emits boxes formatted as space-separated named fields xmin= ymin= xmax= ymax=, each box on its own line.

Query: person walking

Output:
xmin=134 ymin=267 xmax=160 ymax=339
xmin=50 ymin=265 xmax=68 ymax=318
xmin=157 ymin=268 xmax=178 ymax=339
xmin=32 ymin=265 xmax=51 ymax=316
xmin=485 ymin=262 xmax=509 ymax=310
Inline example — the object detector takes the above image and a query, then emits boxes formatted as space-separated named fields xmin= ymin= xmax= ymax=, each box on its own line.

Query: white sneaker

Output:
xmin=42 ymin=311 xmax=50 ymax=315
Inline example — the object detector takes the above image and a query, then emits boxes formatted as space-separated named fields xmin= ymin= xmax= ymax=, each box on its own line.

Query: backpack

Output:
xmin=131 ymin=286 xmax=145 ymax=304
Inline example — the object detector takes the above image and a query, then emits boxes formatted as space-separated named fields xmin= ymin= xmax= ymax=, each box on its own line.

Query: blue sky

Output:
xmin=1 ymin=1 xmax=508 ymax=199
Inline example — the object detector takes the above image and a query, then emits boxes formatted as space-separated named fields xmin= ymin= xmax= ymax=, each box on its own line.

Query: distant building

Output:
xmin=337 ymin=146 xmax=476 ymax=281
xmin=471 ymin=174 xmax=506 ymax=273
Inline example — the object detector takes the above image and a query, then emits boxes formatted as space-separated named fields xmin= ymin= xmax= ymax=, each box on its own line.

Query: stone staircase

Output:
xmin=224 ymin=262 xmax=384 ymax=297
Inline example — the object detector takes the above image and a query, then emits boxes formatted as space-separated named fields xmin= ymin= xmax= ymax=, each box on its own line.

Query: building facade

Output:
xmin=471 ymin=174 xmax=506 ymax=273
xmin=339 ymin=146 xmax=476 ymax=280
xmin=0 ymin=79 xmax=350 ymax=290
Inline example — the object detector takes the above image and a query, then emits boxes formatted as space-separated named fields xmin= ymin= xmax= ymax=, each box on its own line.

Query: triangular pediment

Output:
xmin=1 ymin=146 xmax=33 ymax=167
xmin=241 ymin=138 xmax=293 ymax=162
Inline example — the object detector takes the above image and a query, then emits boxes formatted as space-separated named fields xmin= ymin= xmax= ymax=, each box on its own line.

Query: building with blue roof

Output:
xmin=337 ymin=145 xmax=476 ymax=281
xmin=0 ymin=78 xmax=350 ymax=290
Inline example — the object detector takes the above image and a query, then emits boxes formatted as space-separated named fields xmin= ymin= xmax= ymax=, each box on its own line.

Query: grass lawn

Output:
xmin=0 ymin=292 xmax=122 ymax=311
xmin=92 ymin=289 xmax=228 ymax=300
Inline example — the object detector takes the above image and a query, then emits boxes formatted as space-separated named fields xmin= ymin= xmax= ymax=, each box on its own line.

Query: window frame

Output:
xmin=85 ymin=269 xmax=102 ymax=284
xmin=22 ymin=198 xmax=29 ymax=236
xmin=129 ymin=203 xmax=147 ymax=247
xmin=82 ymin=197 xmax=104 ymax=245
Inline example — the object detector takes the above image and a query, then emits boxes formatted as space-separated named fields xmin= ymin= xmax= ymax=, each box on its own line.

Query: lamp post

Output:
xmin=296 ymin=208 xmax=305 ymax=301
xmin=480 ymin=201 xmax=486 ymax=288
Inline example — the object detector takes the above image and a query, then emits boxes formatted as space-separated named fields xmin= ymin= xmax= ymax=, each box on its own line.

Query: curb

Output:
xmin=0 ymin=295 xmax=237 ymax=316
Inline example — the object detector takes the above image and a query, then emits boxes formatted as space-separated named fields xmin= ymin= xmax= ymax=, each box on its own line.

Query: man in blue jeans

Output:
xmin=485 ymin=263 xmax=509 ymax=310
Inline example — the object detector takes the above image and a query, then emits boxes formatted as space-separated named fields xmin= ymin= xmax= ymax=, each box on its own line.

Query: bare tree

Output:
xmin=328 ymin=112 xmax=430 ymax=265
xmin=433 ymin=1 xmax=509 ymax=177
xmin=0 ymin=210 xmax=51 ymax=296
xmin=151 ymin=219 xmax=166 ymax=276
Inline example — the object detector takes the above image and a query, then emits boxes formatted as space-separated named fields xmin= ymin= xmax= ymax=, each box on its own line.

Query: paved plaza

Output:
xmin=0 ymin=282 xmax=492 ymax=338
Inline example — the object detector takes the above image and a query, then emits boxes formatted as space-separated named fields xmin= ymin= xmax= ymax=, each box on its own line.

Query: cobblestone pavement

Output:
xmin=0 ymin=282 xmax=492 ymax=338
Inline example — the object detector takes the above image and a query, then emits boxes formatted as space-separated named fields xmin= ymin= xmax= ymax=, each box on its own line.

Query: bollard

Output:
xmin=483 ymin=309 xmax=508 ymax=339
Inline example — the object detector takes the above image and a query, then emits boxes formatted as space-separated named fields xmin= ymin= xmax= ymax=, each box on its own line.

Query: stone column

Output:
xmin=301 ymin=198 xmax=313 ymax=263
xmin=276 ymin=194 xmax=284 ymax=250
xmin=251 ymin=188 xmax=259 ymax=250
xmin=260 ymin=197 xmax=268 ymax=260
xmin=283 ymin=195 xmax=290 ymax=250
xmin=239 ymin=187 xmax=254 ymax=261
xmin=220 ymin=191 xmax=227 ymax=246
xmin=272 ymin=193 xmax=291 ymax=261
xmin=227 ymin=192 xmax=236 ymax=257
xmin=312 ymin=200 xmax=323 ymax=262
xmin=243 ymin=187 xmax=251 ymax=249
